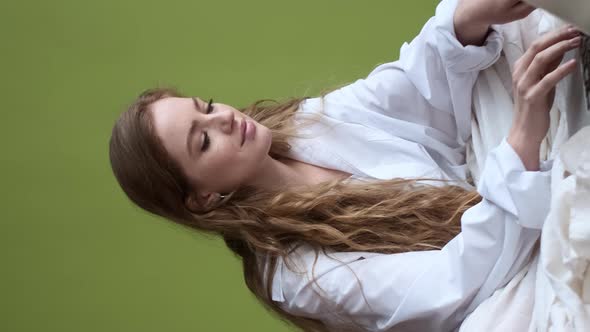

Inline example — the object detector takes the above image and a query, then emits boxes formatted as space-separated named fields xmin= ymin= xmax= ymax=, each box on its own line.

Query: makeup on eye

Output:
xmin=189 ymin=97 xmax=214 ymax=152
xmin=201 ymin=99 xmax=214 ymax=152
xmin=191 ymin=97 xmax=214 ymax=114
xmin=201 ymin=131 xmax=210 ymax=151
xmin=206 ymin=98 xmax=214 ymax=114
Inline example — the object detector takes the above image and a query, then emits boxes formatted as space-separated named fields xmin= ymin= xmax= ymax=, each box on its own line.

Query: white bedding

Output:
xmin=459 ymin=9 xmax=590 ymax=332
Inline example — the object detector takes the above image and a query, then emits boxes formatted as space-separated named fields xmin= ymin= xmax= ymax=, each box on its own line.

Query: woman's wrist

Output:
xmin=506 ymin=133 xmax=541 ymax=171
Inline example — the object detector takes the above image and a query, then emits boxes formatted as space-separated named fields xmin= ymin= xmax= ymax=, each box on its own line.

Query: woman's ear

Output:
xmin=184 ymin=191 xmax=219 ymax=213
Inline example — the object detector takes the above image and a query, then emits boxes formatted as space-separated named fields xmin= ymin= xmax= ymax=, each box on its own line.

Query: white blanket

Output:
xmin=459 ymin=9 xmax=590 ymax=332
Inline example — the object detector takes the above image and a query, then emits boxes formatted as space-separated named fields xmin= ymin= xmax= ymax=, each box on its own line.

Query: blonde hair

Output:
xmin=109 ymin=86 xmax=482 ymax=331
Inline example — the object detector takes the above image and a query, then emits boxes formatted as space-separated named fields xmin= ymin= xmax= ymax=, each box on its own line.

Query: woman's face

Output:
xmin=150 ymin=97 xmax=273 ymax=196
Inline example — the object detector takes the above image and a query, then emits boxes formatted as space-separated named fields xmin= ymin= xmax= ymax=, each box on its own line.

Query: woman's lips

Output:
xmin=240 ymin=120 xmax=246 ymax=146
xmin=245 ymin=120 xmax=256 ymax=142
xmin=240 ymin=119 xmax=256 ymax=146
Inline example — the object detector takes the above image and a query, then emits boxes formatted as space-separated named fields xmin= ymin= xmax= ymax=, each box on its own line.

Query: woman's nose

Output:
xmin=211 ymin=108 xmax=235 ymax=134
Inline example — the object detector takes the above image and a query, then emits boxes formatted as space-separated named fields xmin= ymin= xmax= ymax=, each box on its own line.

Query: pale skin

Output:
xmin=454 ymin=0 xmax=537 ymax=46
xmin=150 ymin=0 xmax=578 ymax=211
xmin=149 ymin=97 xmax=348 ymax=211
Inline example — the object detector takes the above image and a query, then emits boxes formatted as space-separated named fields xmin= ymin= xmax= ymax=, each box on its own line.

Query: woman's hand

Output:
xmin=454 ymin=0 xmax=536 ymax=46
xmin=507 ymin=25 xmax=582 ymax=170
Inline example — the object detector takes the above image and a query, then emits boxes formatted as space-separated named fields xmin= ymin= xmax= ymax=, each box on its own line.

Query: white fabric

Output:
xmin=459 ymin=9 xmax=559 ymax=332
xmin=536 ymin=127 xmax=590 ymax=331
xmin=282 ymin=0 xmax=505 ymax=189
xmin=461 ymin=132 xmax=590 ymax=331
xmin=465 ymin=9 xmax=570 ymax=187
xmin=261 ymin=0 xmax=557 ymax=331
xmin=456 ymin=9 xmax=590 ymax=332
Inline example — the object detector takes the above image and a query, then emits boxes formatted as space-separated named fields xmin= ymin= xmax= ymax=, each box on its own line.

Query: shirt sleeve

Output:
xmin=273 ymin=137 xmax=553 ymax=332
xmin=330 ymin=0 xmax=504 ymax=147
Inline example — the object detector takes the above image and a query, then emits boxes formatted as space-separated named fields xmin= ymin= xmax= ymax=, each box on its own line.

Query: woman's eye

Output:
xmin=206 ymin=98 xmax=214 ymax=114
xmin=201 ymin=132 xmax=210 ymax=152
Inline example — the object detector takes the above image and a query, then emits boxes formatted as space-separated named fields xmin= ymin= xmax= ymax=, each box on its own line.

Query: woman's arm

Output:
xmin=323 ymin=0 xmax=507 ymax=149
xmin=273 ymin=137 xmax=553 ymax=331
xmin=453 ymin=12 xmax=490 ymax=47
xmin=453 ymin=0 xmax=536 ymax=47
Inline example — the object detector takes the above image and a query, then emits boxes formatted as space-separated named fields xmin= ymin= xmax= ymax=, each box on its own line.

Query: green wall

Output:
xmin=1 ymin=1 xmax=438 ymax=331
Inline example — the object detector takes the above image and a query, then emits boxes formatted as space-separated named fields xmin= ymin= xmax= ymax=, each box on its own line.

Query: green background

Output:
xmin=1 ymin=1 xmax=438 ymax=331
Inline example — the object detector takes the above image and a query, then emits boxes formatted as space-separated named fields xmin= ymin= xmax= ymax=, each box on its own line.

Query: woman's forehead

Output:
xmin=150 ymin=98 xmax=194 ymax=156
xmin=153 ymin=96 xmax=190 ymax=110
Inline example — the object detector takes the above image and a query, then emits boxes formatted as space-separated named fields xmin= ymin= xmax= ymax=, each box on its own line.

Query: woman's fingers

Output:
xmin=524 ymin=36 xmax=581 ymax=81
xmin=531 ymin=58 xmax=577 ymax=96
xmin=513 ymin=25 xmax=580 ymax=78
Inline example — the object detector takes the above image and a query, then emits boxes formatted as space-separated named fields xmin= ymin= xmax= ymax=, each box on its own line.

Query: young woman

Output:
xmin=109 ymin=0 xmax=583 ymax=330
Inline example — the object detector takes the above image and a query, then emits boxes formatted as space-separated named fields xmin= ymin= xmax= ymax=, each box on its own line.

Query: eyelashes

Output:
xmin=191 ymin=97 xmax=214 ymax=114
xmin=190 ymin=97 xmax=214 ymax=152
xmin=202 ymin=131 xmax=210 ymax=151
xmin=206 ymin=98 xmax=214 ymax=114
xmin=202 ymin=98 xmax=213 ymax=151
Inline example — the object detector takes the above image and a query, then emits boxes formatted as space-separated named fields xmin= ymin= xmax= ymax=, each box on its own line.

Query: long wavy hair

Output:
xmin=109 ymin=86 xmax=482 ymax=331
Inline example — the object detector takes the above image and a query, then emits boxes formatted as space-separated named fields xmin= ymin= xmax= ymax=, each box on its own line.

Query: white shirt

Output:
xmin=263 ymin=0 xmax=554 ymax=330
xmin=282 ymin=0 xmax=506 ymax=188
